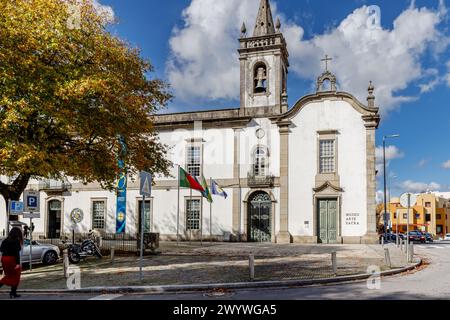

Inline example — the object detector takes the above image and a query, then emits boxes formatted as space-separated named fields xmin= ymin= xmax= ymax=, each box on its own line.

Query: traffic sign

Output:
xmin=24 ymin=190 xmax=40 ymax=212
xmin=139 ymin=171 xmax=152 ymax=197
xmin=23 ymin=212 xmax=40 ymax=219
xmin=400 ymin=193 xmax=417 ymax=208
xmin=9 ymin=201 xmax=24 ymax=215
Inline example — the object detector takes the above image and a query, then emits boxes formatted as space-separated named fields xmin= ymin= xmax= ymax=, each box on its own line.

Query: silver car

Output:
xmin=0 ymin=239 xmax=60 ymax=265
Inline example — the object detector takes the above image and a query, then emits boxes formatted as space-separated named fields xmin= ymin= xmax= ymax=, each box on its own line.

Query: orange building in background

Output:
xmin=379 ymin=193 xmax=450 ymax=238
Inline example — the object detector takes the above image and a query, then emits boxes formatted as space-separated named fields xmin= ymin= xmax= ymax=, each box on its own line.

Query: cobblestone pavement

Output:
xmin=14 ymin=242 xmax=411 ymax=290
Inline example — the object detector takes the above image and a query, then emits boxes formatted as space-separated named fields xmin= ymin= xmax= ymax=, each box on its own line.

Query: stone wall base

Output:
xmin=292 ymin=236 xmax=318 ymax=244
xmin=361 ymin=232 xmax=379 ymax=244
xmin=276 ymin=231 xmax=293 ymax=243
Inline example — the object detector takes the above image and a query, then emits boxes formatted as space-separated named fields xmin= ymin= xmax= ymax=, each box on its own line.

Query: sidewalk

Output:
xmin=16 ymin=242 xmax=413 ymax=290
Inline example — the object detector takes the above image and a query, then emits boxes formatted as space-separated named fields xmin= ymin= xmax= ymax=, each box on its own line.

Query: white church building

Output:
xmin=0 ymin=0 xmax=380 ymax=244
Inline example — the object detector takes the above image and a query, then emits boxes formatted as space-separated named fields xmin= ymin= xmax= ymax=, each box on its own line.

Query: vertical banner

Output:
xmin=116 ymin=135 xmax=127 ymax=234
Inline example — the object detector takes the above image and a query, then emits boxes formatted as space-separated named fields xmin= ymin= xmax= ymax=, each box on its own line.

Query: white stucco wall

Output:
xmin=288 ymin=99 xmax=367 ymax=237
xmin=239 ymin=118 xmax=280 ymax=177
xmin=157 ymin=127 xmax=235 ymax=181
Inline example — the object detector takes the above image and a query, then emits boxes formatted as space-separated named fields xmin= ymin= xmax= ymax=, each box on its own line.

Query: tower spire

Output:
xmin=253 ymin=0 xmax=276 ymax=37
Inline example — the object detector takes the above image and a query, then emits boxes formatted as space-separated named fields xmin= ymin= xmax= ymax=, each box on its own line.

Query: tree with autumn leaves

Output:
xmin=0 ymin=0 xmax=172 ymax=219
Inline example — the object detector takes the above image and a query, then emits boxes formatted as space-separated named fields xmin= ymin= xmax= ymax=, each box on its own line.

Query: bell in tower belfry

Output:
xmin=255 ymin=66 xmax=267 ymax=93
xmin=238 ymin=0 xmax=289 ymax=114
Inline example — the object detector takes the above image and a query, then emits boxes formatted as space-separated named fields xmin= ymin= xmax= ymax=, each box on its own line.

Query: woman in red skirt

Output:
xmin=0 ymin=227 xmax=23 ymax=298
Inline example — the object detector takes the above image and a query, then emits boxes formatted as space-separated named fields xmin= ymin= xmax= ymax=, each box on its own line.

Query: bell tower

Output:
xmin=238 ymin=0 xmax=289 ymax=114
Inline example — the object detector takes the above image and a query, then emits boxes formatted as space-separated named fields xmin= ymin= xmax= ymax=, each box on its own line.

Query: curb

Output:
xmin=9 ymin=258 xmax=422 ymax=295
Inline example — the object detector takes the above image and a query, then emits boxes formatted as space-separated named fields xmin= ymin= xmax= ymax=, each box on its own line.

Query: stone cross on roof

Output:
xmin=321 ymin=54 xmax=332 ymax=72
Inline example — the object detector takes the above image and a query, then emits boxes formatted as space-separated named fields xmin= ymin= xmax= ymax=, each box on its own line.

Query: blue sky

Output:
xmin=98 ymin=0 xmax=450 ymax=198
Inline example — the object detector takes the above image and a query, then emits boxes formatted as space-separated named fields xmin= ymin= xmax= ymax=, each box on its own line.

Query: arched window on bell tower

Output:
xmin=254 ymin=62 xmax=267 ymax=94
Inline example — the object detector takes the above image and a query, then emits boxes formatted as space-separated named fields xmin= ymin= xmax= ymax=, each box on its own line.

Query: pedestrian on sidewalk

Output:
xmin=0 ymin=227 xmax=23 ymax=298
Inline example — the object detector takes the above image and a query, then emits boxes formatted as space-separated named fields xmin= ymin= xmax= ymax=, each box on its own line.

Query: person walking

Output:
xmin=0 ymin=227 xmax=23 ymax=298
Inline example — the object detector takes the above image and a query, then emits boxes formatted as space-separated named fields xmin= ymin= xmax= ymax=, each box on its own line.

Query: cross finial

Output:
xmin=321 ymin=54 xmax=332 ymax=72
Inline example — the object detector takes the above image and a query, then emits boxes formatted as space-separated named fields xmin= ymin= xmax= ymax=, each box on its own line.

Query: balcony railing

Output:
xmin=38 ymin=179 xmax=72 ymax=192
xmin=247 ymin=173 xmax=275 ymax=188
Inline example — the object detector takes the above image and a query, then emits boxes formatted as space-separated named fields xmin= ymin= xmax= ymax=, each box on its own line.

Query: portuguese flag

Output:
xmin=179 ymin=166 xmax=205 ymax=192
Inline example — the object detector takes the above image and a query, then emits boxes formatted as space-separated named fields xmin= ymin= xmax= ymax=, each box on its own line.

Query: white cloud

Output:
xmin=284 ymin=5 xmax=446 ymax=115
xmin=442 ymin=159 xmax=450 ymax=169
xmin=418 ymin=159 xmax=429 ymax=167
xmin=375 ymin=145 xmax=404 ymax=162
xmin=399 ymin=180 xmax=441 ymax=193
xmin=446 ymin=60 xmax=450 ymax=87
xmin=166 ymin=0 xmax=259 ymax=102
xmin=167 ymin=1 xmax=448 ymax=114
xmin=376 ymin=190 xmax=384 ymax=204
xmin=92 ymin=0 xmax=115 ymax=23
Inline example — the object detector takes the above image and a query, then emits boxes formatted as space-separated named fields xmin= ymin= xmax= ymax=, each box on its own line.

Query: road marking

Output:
xmin=425 ymin=245 xmax=445 ymax=249
xmin=89 ymin=294 xmax=123 ymax=300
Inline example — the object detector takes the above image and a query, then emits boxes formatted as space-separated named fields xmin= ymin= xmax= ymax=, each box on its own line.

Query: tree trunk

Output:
xmin=0 ymin=174 xmax=31 ymax=226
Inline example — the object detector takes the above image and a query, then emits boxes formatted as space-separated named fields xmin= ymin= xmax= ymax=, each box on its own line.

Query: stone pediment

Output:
xmin=313 ymin=181 xmax=344 ymax=193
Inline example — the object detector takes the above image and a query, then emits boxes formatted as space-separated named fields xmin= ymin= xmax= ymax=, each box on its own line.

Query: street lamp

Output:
xmin=383 ymin=134 xmax=400 ymax=241
xmin=388 ymin=174 xmax=397 ymax=236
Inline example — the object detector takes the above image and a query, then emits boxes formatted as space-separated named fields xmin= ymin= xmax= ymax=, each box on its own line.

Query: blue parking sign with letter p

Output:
xmin=27 ymin=196 xmax=37 ymax=207
xmin=24 ymin=190 xmax=40 ymax=212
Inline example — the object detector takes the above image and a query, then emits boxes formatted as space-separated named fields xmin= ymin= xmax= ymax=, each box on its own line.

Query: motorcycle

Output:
xmin=67 ymin=231 xmax=103 ymax=264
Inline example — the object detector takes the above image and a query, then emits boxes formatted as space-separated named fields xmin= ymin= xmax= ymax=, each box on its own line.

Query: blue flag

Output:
xmin=211 ymin=180 xmax=228 ymax=199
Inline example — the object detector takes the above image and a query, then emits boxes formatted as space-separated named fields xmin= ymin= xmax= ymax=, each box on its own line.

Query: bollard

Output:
xmin=249 ymin=254 xmax=255 ymax=281
xmin=408 ymin=243 xmax=414 ymax=263
xmin=63 ymin=249 xmax=69 ymax=279
xmin=400 ymin=239 xmax=403 ymax=252
xmin=110 ymin=246 xmax=115 ymax=263
xmin=396 ymin=236 xmax=399 ymax=247
xmin=384 ymin=248 xmax=391 ymax=268
xmin=331 ymin=251 xmax=337 ymax=275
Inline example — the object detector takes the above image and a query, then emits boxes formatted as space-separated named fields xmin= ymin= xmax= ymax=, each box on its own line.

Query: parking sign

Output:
xmin=9 ymin=201 xmax=24 ymax=215
xmin=24 ymin=190 xmax=40 ymax=212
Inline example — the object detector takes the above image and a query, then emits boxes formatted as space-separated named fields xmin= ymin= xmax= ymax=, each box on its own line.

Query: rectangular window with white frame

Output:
xmin=186 ymin=145 xmax=201 ymax=177
xmin=92 ymin=199 xmax=106 ymax=230
xmin=319 ymin=139 xmax=335 ymax=173
xmin=186 ymin=198 xmax=201 ymax=230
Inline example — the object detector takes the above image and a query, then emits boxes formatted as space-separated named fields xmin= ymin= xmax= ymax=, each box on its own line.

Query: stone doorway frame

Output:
xmin=243 ymin=189 xmax=277 ymax=242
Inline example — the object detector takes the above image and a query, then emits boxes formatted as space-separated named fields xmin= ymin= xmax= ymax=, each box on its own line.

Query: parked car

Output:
xmin=0 ymin=239 xmax=60 ymax=266
xmin=423 ymin=233 xmax=433 ymax=243
xmin=444 ymin=233 xmax=450 ymax=241
xmin=408 ymin=230 xmax=426 ymax=243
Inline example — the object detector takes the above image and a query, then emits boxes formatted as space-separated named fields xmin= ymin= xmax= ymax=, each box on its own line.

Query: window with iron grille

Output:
xmin=92 ymin=200 xmax=106 ymax=230
xmin=187 ymin=145 xmax=201 ymax=177
xmin=254 ymin=147 xmax=267 ymax=177
xmin=186 ymin=199 xmax=201 ymax=230
xmin=319 ymin=139 xmax=335 ymax=173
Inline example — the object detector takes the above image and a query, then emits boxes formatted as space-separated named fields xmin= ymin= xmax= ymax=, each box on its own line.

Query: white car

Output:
xmin=444 ymin=233 xmax=450 ymax=241
xmin=0 ymin=238 xmax=60 ymax=265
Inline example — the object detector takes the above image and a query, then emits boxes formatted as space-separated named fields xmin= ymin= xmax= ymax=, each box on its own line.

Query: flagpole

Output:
xmin=200 ymin=195 xmax=203 ymax=246
xmin=189 ymin=187 xmax=192 ymax=245
xmin=210 ymin=177 xmax=212 ymax=244
xmin=177 ymin=165 xmax=180 ymax=246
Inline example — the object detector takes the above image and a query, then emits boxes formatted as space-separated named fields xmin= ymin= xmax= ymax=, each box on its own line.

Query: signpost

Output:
xmin=139 ymin=171 xmax=152 ymax=281
xmin=23 ymin=191 xmax=40 ymax=271
xmin=400 ymin=192 xmax=417 ymax=262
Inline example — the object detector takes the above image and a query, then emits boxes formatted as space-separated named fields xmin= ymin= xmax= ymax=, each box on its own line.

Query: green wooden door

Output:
xmin=318 ymin=199 xmax=338 ymax=244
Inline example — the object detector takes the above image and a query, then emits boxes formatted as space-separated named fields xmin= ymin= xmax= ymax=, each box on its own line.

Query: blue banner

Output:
xmin=116 ymin=136 xmax=127 ymax=234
